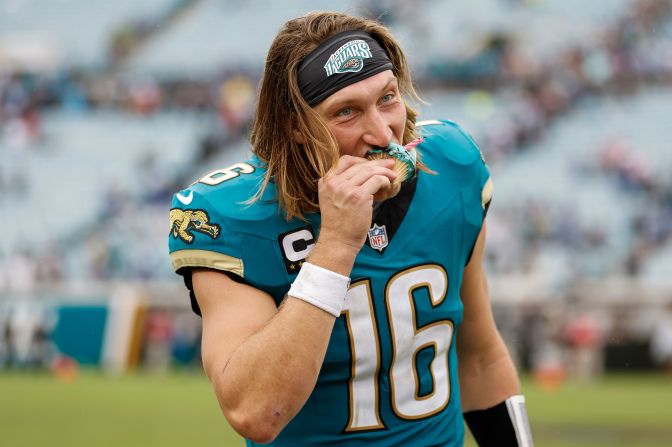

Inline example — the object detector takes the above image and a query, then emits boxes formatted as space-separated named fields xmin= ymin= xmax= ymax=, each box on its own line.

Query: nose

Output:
xmin=361 ymin=109 xmax=393 ymax=149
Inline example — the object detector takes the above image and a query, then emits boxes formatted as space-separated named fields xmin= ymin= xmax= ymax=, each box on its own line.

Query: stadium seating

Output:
xmin=2 ymin=0 xmax=672 ymax=375
xmin=0 ymin=0 xmax=177 ymax=68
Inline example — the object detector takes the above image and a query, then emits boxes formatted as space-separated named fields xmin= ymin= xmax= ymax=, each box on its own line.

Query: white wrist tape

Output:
xmin=287 ymin=262 xmax=351 ymax=317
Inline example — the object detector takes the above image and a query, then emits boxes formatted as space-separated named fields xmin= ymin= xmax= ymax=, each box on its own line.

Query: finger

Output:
xmin=332 ymin=156 xmax=395 ymax=175
xmin=342 ymin=158 xmax=395 ymax=179
xmin=359 ymin=174 xmax=392 ymax=197
xmin=374 ymin=181 xmax=401 ymax=202
xmin=346 ymin=165 xmax=397 ymax=186
xmin=367 ymin=158 xmax=396 ymax=168
xmin=331 ymin=155 xmax=368 ymax=175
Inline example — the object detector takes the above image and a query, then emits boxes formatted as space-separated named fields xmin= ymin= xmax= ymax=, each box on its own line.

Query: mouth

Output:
xmin=365 ymin=138 xmax=423 ymax=184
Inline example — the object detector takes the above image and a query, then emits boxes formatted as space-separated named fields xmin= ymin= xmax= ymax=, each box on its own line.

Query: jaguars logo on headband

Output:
xmin=170 ymin=208 xmax=221 ymax=244
xmin=324 ymin=39 xmax=372 ymax=76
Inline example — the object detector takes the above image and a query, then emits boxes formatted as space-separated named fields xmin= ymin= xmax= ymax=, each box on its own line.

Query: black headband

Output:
xmin=298 ymin=30 xmax=394 ymax=106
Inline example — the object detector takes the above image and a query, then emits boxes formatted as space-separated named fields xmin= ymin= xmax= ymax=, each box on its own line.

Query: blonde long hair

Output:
xmin=250 ymin=11 xmax=422 ymax=220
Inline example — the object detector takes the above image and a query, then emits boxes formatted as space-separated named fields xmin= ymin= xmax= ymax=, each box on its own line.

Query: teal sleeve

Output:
xmin=429 ymin=119 xmax=492 ymax=264
xmin=168 ymin=188 xmax=245 ymax=277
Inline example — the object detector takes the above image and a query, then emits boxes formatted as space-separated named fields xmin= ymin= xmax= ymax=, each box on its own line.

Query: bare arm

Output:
xmin=195 ymin=156 xmax=397 ymax=443
xmin=195 ymin=267 xmax=341 ymax=444
xmin=457 ymin=222 xmax=521 ymax=411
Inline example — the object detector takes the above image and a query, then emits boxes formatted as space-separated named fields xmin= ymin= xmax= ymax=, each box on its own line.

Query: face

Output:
xmin=313 ymin=70 xmax=406 ymax=158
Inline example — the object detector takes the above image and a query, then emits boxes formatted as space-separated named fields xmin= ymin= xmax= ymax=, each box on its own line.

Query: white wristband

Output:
xmin=287 ymin=262 xmax=351 ymax=317
xmin=506 ymin=395 xmax=534 ymax=447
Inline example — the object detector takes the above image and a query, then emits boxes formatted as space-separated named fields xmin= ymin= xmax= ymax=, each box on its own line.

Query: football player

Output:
xmin=169 ymin=11 xmax=532 ymax=447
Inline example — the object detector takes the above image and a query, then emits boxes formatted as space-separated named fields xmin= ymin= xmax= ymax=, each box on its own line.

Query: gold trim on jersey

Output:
xmin=482 ymin=177 xmax=494 ymax=209
xmin=170 ymin=249 xmax=243 ymax=276
xmin=415 ymin=119 xmax=443 ymax=127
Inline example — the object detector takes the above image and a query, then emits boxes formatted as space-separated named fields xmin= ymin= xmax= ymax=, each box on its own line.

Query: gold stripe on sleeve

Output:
xmin=482 ymin=177 xmax=494 ymax=209
xmin=416 ymin=119 xmax=443 ymax=127
xmin=170 ymin=249 xmax=244 ymax=276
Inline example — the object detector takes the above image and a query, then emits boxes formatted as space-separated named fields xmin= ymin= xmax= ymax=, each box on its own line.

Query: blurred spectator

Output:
xmin=9 ymin=302 xmax=44 ymax=367
xmin=600 ymin=138 xmax=653 ymax=192
xmin=564 ymin=312 xmax=606 ymax=379
xmin=216 ymin=75 xmax=254 ymax=137
xmin=34 ymin=243 xmax=63 ymax=284
xmin=4 ymin=250 xmax=37 ymax=295
xmin=127 ymin=78 xmax=162 ymax=115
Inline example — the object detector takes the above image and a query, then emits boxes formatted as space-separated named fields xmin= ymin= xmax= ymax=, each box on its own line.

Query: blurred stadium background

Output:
xmin=1 ymin=0 xmax=672 ymax=445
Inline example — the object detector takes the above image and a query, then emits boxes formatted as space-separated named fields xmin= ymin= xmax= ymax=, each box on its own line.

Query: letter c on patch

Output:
xmin=282 ymin=229 xmax=315 ymax=262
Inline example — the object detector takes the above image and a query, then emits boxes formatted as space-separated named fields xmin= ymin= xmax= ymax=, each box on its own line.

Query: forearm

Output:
xmin=459 ymin=336 xmax=520 ymax=411
xmin=213 ymin=297 xmax=335 ymax=439
xmin=460 ymin=337 xmax=534 ymax=446
xmin=211 ymin=237 xmax=358 ymax=441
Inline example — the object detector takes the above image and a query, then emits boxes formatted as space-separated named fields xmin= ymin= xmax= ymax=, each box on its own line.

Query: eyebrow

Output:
xmin=325 ymin=76 xmax=398 ymax=111
xmin=378 ymin=76 xmax=397 ymax=92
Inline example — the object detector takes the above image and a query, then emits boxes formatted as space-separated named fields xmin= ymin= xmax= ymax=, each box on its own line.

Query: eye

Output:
xmin=380 ymin=92 xmax=397 ymax=105
xmin=337 ymin=107 xmax=353 ymax=117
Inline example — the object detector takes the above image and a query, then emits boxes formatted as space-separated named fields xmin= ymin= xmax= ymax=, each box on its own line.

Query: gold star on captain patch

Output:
xmin=289 ymin=264 xmax=296 ymax=271
xmin=298 ymin=261 xmax=304 ymax=267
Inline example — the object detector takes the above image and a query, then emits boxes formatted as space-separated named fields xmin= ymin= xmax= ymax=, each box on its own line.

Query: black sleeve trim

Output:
xmin=465 ymin=193 xmax=491 ymax=267
xmin=177 ymin=267 xmax=251 ymax=317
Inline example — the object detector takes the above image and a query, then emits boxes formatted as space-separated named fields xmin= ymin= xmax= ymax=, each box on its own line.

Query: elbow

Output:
xmin=210 ymin=369 xmax=286 ymax=443
xmin=210 ymin=364 xmax=307 ymax=443
xmin=225 ymin=406 xmax=285 ymax=444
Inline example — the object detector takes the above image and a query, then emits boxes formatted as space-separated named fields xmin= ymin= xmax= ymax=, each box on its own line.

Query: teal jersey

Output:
xmin=169 ymin=120 xmax=493 ymax=446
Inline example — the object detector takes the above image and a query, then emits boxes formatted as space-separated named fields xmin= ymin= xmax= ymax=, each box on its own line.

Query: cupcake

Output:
xmin=365 ymin=138 xmax=423 ymax=185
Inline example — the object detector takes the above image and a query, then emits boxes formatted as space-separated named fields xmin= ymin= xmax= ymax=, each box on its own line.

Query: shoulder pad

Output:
xmin=417 ymin=119 xmax=484 ymax=166
xmin=185 ymin=158 xmax=279 ymax=223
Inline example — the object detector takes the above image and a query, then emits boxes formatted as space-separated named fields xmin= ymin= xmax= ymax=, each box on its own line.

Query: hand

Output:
xmin=373 ymin=180 xmax=402 ymax=203
xmin=317 ymin=156 xmax=397 ymax=252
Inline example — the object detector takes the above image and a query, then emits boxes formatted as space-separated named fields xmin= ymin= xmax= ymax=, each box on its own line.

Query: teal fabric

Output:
xmin=169 ymin=120 xmax=491 ymax=446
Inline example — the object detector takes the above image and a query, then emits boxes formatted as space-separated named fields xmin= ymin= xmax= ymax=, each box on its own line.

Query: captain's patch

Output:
xmin=170 ymin=208 xmax=221 ymax=244
xmin=278 ymin=225 xmax=316 ymax=274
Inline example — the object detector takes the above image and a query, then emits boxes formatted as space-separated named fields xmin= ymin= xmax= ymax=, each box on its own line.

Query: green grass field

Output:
xmin=1 ymin=371 xmax=671 ymax=447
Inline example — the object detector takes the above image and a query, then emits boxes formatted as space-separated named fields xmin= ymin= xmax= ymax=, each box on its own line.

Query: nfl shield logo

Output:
xmin=367 ymin=224 xmax=388 ymax=252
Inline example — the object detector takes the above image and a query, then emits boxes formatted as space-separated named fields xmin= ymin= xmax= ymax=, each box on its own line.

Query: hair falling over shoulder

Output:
xmin=249 ymin=11 xmax=423 ymax=221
